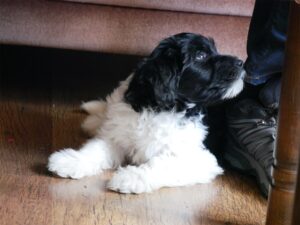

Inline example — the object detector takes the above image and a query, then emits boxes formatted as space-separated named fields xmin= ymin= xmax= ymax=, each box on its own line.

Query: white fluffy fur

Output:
xmin=222 ymin=70 xmax=245 ymax=99
xmin=48 ymin=76 xmax=223 ymax=194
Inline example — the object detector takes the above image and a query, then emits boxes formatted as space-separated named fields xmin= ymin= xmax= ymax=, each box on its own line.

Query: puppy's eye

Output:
xmin=195 ymin=52 xmax=207 ymax=61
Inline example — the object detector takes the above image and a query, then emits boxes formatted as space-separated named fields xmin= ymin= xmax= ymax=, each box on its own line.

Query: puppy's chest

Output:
xmin=102 ymin=104 xmax=207 ymax=155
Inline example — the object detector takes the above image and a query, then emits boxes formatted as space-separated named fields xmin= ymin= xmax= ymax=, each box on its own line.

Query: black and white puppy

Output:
xmin=48 ymin=33 xmax=245 ymax=194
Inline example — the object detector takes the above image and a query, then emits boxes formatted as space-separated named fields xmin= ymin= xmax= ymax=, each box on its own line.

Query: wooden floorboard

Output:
xmin=0 ymin=45 xmax=267 ymax=225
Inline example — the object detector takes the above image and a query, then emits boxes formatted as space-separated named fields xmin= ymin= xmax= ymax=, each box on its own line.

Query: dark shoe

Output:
xmin=259 ymin=76 xmax=281 ymax=111
xmin=224 ymin=99 xmax=277 ymax=197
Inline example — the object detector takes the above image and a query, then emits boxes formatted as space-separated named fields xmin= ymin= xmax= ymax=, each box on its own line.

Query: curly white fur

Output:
xmin=48 ymin=76 xmax=223 ymax=194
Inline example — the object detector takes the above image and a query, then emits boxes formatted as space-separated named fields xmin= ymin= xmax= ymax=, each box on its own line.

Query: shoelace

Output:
xmin=228 ymin=117 xmax=277 ymax=172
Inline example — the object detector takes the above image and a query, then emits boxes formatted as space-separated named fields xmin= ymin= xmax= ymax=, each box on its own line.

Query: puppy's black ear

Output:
xmin=125 ymin=38 xmax=182 ymax=112
xmin=208 ymin=37 xmax=217 ymax=51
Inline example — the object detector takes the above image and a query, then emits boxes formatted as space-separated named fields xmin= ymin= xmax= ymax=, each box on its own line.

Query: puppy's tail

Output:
xmin=81 ymin=100 xmax=107 ymax=136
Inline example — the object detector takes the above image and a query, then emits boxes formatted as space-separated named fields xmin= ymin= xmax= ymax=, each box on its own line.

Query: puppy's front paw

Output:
xmin=107 ymin=167 xmax=152 ymax=194
xmin=48 ymin=149 xmax=87 ymax=179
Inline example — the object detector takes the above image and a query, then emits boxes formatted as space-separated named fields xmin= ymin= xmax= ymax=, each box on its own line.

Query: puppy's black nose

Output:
xmin=235 ymin=59 xmax=244 ymax=68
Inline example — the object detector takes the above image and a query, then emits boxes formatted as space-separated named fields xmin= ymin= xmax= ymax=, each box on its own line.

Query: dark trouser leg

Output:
xmin=245 ymin=0 xmax=290 ymax=86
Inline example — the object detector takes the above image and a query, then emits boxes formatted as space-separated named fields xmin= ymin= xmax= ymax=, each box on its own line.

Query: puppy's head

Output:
xmin=125 ymin=33 xmax=245 ymax=112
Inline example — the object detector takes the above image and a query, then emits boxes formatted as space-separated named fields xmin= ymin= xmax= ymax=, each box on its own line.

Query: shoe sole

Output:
xmin=224 ymin=135 xmax=270 ymax=197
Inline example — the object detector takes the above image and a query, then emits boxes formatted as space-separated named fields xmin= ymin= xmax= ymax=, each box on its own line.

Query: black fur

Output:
xmin=125 ymin=33 xmax=244 ymax=115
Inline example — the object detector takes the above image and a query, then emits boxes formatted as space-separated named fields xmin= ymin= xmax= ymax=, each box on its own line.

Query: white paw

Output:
xmin=107 ymin=166 xmax=152 ymax=194
xmin=195 ymin=150 xmax=224 ymax=183
xmin=48 ymin=148 xmax=90 ymax=179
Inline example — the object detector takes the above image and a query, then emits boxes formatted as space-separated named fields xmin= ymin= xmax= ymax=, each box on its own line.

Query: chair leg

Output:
xmin=292 ymin=155 xmax=300 ymax=224
xmin=265 ymin=1 xmax=300 ymax=225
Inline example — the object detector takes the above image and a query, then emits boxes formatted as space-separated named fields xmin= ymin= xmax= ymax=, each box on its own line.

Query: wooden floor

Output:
xmin=0 ymin=45 xmax=267 ymax=225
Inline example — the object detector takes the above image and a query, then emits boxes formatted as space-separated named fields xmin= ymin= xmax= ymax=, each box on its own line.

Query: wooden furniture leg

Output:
xmin=292 ymin=153 xmax=300 ymax=224
xmin=291 ymin=2 xmax=300 ymax=224
xmin=265 ymin=1 xmax=300 ymax=225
